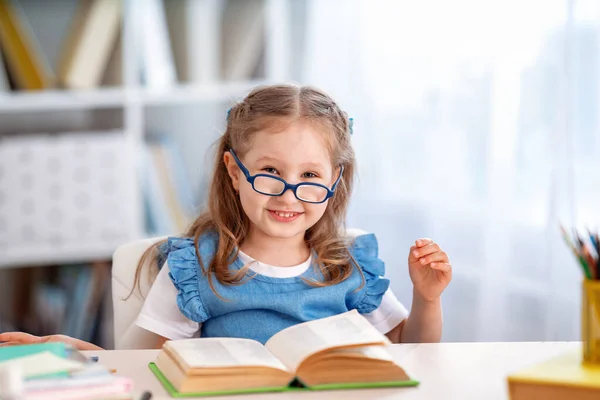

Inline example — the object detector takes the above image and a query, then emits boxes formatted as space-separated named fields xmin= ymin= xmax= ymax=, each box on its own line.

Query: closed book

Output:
xmin=507 ymin=349 xmax=600 ymax=400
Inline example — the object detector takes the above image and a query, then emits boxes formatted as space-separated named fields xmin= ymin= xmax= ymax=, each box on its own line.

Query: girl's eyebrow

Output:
xmin=299 ymin=162 xmax=326 ymax=171
xmin=255 ymin=157 xmax=326 ymax=172
xmin=255 ymin=156 xmax=281 ymax=164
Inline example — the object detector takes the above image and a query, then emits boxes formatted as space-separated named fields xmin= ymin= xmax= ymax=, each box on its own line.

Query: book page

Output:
xmin=265 ymin=310 xmax=390 ymax=371
xmin=166 ymin=338 xmax=288 ymax=371
xmin=331 ymin=345 xmax=394 ymax=361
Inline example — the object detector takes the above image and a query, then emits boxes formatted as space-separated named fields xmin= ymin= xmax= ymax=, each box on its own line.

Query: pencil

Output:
xmin=560 ymin=225 xmax=592 ymax=279
xmin=575 ymin=230 xmax=595 ymax=280
xmin=581 ymin=240 xmax=596 ymax=279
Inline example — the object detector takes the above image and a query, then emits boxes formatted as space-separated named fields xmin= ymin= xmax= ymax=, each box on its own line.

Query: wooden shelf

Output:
xmin=0 ymin=88 xmax=126 ymax=112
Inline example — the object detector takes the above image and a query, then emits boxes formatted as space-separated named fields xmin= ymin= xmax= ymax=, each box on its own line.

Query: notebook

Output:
xmin=0 ymin=343 xmax=82 ymax=379
xmin=0 ymin=342 xmax=68 ymax=362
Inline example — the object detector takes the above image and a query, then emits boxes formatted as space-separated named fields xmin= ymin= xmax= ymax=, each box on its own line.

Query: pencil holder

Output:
xmin=582 ymin=279 xmax=600 ymax=365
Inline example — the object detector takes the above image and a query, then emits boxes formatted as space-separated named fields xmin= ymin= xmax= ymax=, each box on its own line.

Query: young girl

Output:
xmin=0 ymin=84 xmax=451 ymax=349
xmin=133 ymin=83 xmax=452 ymax=347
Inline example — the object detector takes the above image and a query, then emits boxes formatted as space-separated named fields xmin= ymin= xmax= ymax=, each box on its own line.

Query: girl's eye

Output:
xmin=262 ymin=167 xmax=279 ymax=175
xmin=302 ymin=172 xmax=318 ymax=179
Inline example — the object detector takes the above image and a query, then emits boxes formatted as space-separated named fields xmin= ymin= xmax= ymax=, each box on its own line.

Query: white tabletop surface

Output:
xmin=84 ymin=341 xmax=581 ymax=400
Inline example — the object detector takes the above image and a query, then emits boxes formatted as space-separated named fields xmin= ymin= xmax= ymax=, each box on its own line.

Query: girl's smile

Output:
xmin=267 ymin=209 xmax=304 ymax=223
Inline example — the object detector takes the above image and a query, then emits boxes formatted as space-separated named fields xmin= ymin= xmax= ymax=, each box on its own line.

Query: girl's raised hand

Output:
xmin=407 ymin=238 xmax=452 ymax=302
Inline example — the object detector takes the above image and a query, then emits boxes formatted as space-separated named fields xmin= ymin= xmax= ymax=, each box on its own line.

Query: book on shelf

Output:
xmin=221 ymin=0 xmax=266 ymax=81
xmin=0 ymin=0 xmax=54 ymax=90
xmin=507 ymin=349 xmax=600 ymax=400
xmin=165 ymin=0 xmax=221 ymax=84
xmin=57 ymin=0 xmax=122 ymax=89
xmin=142 ymin=135 xmax=195 ymax=236
xmin=150 ymin=310 xmax=419 ymax=397
xmin=0 ymin=47 xmax=9 ymax=92
xmin=13 ymin=263 xmax=110 ymax=345
xmin=61 ymin=262 xmax=110 ymax=343
xmin=101 ymin=28 xmax=122 ymax=87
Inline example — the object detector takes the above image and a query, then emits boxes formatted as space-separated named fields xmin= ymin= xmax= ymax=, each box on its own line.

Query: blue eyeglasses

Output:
xmin=229 ymin=150 xmax=344 ymax=204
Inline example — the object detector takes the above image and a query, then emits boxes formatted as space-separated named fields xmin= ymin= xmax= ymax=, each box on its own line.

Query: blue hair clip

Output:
xmin=226 ymin=107 xmax=232 ymax=121
xmin=349 ymin=117 xmax=354 ymax=135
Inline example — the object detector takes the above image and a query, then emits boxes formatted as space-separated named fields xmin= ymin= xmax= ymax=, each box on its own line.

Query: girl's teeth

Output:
xmin=275 ymin=211 xmax=295 ymax=217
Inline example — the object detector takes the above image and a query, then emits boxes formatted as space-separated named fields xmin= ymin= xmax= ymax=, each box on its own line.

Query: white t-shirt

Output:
xmin=136 ymin=251 xmax=409 ymax=340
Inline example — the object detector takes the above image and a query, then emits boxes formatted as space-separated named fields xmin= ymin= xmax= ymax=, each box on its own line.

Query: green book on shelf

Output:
xmin=149 ymin=310 xmax=419 ymax=397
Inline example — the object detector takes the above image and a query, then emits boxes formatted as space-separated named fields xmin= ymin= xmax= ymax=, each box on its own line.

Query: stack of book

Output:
xmin=0 ymin=342 xmax=133 ymax=399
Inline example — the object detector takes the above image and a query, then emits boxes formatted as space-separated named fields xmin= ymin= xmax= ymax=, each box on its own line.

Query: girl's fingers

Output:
xmin=412 ymin=243 xmax=441 ymax=259
xmin=0 ymin=341 xmax=22 ymax=347
xmin=0 ymin=332 xmax=42 ymax=344
xmin=415 ymin=238 xmax=433 ymax=247
xmin=0 ymin=332 xmax=104 ymax=351
xmin=43 ymin=335 xmax=104 ymax=351
xmin=408 ymin=245 xmax=417 ymax=261
xmin=430 ymin=262 xmax=452 ymax=272
xmin=419 ymin=251 xmax=449 ymax=265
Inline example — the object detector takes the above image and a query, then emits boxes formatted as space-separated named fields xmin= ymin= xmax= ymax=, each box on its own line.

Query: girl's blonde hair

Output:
xmin=130 ymin=84 xmax=357 ymax=297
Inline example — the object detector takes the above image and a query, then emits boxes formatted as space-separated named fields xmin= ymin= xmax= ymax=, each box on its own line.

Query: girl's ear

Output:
xmin=330 ymin=166 xmax=342 ymax=187
xmin=223 ymin=152 xmax=240 ymax=191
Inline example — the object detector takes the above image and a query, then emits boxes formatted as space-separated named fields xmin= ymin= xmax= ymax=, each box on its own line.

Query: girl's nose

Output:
xmin=278 ymin=187 xmax=299 ymax=204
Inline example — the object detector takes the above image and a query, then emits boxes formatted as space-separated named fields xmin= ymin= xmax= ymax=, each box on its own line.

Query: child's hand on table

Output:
xmin=0 ymin=332 xmax=103 ymax=351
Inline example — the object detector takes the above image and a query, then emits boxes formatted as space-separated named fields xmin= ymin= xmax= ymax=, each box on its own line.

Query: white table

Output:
xmin=85 ymin=342 xmax=581 ymax=400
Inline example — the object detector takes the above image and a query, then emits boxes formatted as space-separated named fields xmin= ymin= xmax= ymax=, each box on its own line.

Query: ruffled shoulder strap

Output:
xmin=163 ymin=232 xmax=218 ymax=323
xmin=348 ymin=233 xmax=390 ymax=314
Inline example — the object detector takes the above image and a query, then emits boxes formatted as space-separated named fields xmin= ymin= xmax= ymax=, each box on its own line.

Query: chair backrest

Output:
xmin=111 ymin=228 xmax=368 ymax=349
xmin=111 ymin=235 xmax=166 ymax=349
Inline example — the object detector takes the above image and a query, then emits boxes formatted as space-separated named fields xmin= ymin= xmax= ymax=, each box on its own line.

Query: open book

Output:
xmin=149 ymin=310 xmax=418 ymax=397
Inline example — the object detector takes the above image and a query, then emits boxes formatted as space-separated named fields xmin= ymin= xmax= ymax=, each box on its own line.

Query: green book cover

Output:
xmin=0 ymin=342 xmax=68 ymax=362
xmin=149 ymin=362 xmax=419 ymax=398
xmin=0 ymin=342 xmax=71 ymax=379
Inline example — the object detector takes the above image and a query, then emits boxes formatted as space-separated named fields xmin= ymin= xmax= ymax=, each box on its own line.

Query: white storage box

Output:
xmin=0 ymin=131 xmax=138 ymax=267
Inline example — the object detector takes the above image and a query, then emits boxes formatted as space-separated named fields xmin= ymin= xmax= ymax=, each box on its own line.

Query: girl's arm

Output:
xmin=156 ymin=335 xmax=168 ymax=348
xmin=385 ymin=238 xmax=451 ymax=343
xmin=385 ymin=290 xmax=442 ymax=343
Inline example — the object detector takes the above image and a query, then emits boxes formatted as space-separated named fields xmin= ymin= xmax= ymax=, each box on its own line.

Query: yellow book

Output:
xmin=0 ymin=0 xmax=54 ymax=90
xmin=507 ymin=349 xmax=600 ymax=400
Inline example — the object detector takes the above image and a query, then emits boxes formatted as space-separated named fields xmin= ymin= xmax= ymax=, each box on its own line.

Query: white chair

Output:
xmin=111 ymin=236 xmax=166 ymax=350
xmin=111 ymin=228 xmax=368 ymax=349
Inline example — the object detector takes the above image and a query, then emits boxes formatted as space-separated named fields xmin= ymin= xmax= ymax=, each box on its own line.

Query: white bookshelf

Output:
xmin=140 ymin=80 xmax=269 ymax=106
xmin=0 ymin=88 xmax=126 ymax=111
xmin=0 ymin=0 xmax=300 ymax=269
